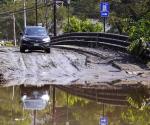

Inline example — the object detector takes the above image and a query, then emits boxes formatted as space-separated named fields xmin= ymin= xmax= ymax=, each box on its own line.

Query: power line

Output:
xmin=0 ymin=2 xmax=53 ymax=17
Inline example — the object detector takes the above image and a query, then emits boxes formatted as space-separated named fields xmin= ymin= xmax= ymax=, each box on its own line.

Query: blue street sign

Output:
xmin=100 ymin=2 xmax=110 ymax=17
xmin=100 ymin=12 xmax=109 ymax=17
xmin=100 ymin=117 xmax=108 ymax=125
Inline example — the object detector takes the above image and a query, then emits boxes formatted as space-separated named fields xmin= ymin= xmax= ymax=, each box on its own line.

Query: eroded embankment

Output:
xmin=0 ymin=46 xmax=150 ymax=87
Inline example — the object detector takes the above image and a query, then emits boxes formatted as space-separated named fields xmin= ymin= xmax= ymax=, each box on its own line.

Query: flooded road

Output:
xmin=0 ymin=85 xmax=150 ymax=125
xmin=0 ymin=46 xmax=150 ymax=87
xmin=0 ymin=46 xmax=150 ymax=125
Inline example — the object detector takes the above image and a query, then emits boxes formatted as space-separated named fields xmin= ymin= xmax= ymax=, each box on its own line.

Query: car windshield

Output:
xmin=25 ymin=27 xmax=48 ymax=36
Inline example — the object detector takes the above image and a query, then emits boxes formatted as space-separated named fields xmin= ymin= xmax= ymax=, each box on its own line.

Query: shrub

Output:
xmin=63 ymin=16 xmax=81 ymax=32
xmin=129 ymin=19 xmax=150 ymax=42
xmin=63 ymin=16 xmax=103 ymax=33
xmin=0 ymin=41 xmax=14 ymax=47
xmin=128 ymin=38 xmax=145 ymax=56
xmin=128 ymin=19 xmax=150 ymax=61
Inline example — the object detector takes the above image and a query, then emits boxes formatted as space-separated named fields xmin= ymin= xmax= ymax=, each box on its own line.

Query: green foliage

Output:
xmin=56 ymin=88 xmax=89 ymax=107
xmin=121 ymin=108 xmax=150 ymax=125
xmin=81 ymin=19 xmax=103 ymax=32
xmin=127 ymin=87 xmax=150 ymax=110
xmin=107 ymin=0 xmax=150 ymax=34
xmin=80 ymin=19 xmax=93 ymax=32
xmin=128 ymin=19 xmax=150 ymax=58
xmin=4 ymin=41 xmax=14 ymax=47
xmin=63 ymin=16 xmax=103 ymax=32
xmin=128 ymin=38 xmax=146 ymax=56
xmin=107 ymin=1 xmax=150 ymax=61
xmin=64 ymin=16 xmax=81 ymax=32
xmin=0 ymin=87 xmax=31 ymax=125
xmin=71 ymin=0 xmax=99 ymax=19
xmin=93 ymin=22 xmax=103 ymax=32
xmin=121 ymin=87 xmax=150 ymax=125
xmin=129 ymin=19 xmax=150 ymax=42
xmin=0 ymin=0 xmax=57 ymax=40
xmin=0 ymin=41 xmax=14 ymax=47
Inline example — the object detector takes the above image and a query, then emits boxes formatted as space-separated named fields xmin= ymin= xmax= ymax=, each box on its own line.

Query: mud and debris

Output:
xmin=0 ymin=46 xmax=149 ymax=87
xmin=0 ymin=73 xmax=6 ymax=84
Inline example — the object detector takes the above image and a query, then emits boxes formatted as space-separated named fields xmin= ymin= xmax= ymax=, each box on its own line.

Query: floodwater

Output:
xmin=0 ymin=85 xmax=150 ymax=125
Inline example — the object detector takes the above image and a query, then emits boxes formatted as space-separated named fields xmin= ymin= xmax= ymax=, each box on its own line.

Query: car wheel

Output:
xmin=45 ymin=48 xmax=50 ymax=53
xmin=20 ymin=46 xmax=26 ymax=53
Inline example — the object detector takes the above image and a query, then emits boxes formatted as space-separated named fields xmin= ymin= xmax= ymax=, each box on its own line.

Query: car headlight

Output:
xmin=43 ymin=37 xmax=50 ymax=43
xmin=41 ymin=94 xmax=49 ymax=101
xmin=21 ymin=95 xmax=27 ymax=101
xmin=22 ymin=36 xmax=30 ymax=41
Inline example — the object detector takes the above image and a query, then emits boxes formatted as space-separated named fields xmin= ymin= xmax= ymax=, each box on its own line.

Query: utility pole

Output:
xmin=24 ymin=0 xmax=27 ymax=28
xmin=35 ymin=0 xmax=38 ymax=25
xmin=13 ymin=13 xmax=17 ymax=46
xmin=45 ymin=0 xmax=48 ymax=29
xmin=66 ymin=92 xmax=69 ymax=125
xmin=67 ymin=0 xmax=70 ymax=32
xmin=13 ymin=0 xmax=17 ymax=46
xmin=52 ymin=86 xmax=56 ymax=125
xmin=53 ymin=0 xmax=56 ymax=36
xmin=33 ymin=110 xmax=36 ymax=125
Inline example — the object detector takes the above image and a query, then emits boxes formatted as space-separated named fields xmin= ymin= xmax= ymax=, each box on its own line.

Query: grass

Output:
xmin=0 ymin=41 xmax=14 ymax=47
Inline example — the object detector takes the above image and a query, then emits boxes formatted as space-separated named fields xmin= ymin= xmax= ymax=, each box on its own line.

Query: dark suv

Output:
xmin=20 ymin=26 xmax=51 ymax=53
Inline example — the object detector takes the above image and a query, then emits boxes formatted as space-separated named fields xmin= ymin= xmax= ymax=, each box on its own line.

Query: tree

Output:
xmin=71 ymin=0 xmax=99 ymax=19
xmin=70 ymin=0 xmax=150 ymax=34
xmin=108 ymin=0 xmax=150 ymax=34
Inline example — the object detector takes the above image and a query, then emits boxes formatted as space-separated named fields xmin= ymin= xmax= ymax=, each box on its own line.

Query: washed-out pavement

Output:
xmin=0 ymin=46 xmax=150 ymax=87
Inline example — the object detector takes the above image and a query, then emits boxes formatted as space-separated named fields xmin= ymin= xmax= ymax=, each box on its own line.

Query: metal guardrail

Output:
xmin=51 ymin=32 xmax=130 ymax=52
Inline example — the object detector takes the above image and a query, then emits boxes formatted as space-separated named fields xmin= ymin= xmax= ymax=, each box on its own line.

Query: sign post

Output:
xmin=100 ymin=2 xmax=110 ymax=32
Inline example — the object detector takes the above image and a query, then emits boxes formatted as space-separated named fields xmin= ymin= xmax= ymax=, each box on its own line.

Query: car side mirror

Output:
xmin=20 ymin=32 xmax=23 ymax=36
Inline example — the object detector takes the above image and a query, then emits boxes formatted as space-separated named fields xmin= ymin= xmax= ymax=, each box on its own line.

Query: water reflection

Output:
xmin=20 ymin=85 xmax=50 ymax=110
xmin=0 ymin=85 xmax=150 ymax=125
xmin=54 ymin=86 xmax=150 ymax=125
xmin=56 ymin=85 xmax=150 ymax=107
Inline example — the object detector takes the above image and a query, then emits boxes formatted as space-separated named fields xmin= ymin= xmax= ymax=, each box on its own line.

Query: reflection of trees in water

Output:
xmin=56 ymin=87 xmax=150 ymax=125
xmin=56 ymin=88 xmax=89 ymax=107
xmin=55 ymin=88 xmax=127 ymax=125
xmin=1 ymin=86 xmax=150 ymax=125
xmin=122 ymin=107 xmax=150 ymax=125
xmin=122 ymin=86 xmax=150 ymax=125
xmin=0 ymin=87 xmax=31 ymax=125
xmin=127 ymin=86 xmax=150 ymax=110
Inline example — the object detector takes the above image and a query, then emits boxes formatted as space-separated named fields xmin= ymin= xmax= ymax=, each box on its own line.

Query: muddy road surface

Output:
xmin=0 ymin=46 xmax=150 ymax=87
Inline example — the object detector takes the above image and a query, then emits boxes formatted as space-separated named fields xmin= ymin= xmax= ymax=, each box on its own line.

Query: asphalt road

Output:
xmin=0 ymin=46 xmax=150 ymax=87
